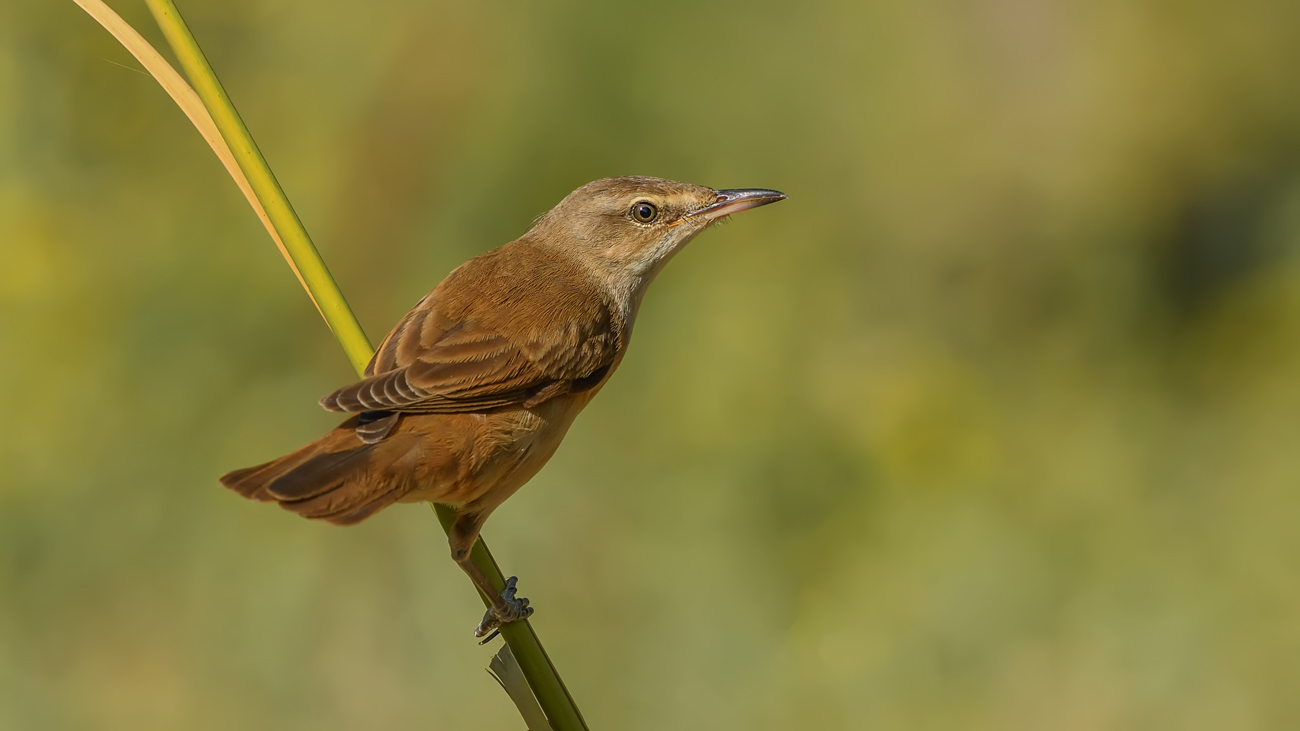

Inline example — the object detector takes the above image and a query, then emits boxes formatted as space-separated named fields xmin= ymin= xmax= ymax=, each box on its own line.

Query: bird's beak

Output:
xmin=687 ymin=188 xmax=787 ymax=222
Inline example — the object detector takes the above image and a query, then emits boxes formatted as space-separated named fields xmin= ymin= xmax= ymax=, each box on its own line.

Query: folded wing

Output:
xmin=320 ymin=244 xmax=622 ymax=415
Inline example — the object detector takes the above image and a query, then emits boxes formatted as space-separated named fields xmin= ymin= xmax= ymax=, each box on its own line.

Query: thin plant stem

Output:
xmin=70 ymin=0 xmax=322 ymax=317
xmin=87 ymin=1 xmax=593 ymax=728
xmin=143 ymin=0 xmax=373 ymax=366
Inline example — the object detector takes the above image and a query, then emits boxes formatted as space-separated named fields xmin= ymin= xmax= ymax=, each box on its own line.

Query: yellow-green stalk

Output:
xmin=80 ymin=1 xmax=591 ymax=727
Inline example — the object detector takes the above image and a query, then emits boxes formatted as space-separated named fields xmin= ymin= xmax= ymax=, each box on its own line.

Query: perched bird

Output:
xmin=220 ymin=176 xmax=785 ymax=635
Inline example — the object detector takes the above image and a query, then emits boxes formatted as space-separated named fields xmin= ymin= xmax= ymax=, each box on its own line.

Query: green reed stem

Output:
xmin=142 ymin=2 xmax=588 ymax=728
xmin=143 ymin=0 xmax=372 ymax=366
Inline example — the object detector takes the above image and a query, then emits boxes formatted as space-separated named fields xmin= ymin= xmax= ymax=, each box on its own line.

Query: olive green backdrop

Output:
xmin=4 ymin=0 xmax=1300 ymax=728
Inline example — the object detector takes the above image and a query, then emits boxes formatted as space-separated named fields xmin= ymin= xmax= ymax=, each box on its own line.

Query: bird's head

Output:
xmin=527 ymin=176 xmax=786 ymax=309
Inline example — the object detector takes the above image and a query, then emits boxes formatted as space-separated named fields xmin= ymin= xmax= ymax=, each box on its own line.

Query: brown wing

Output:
xmin=320 ymin=242 xmax=622 ymax=414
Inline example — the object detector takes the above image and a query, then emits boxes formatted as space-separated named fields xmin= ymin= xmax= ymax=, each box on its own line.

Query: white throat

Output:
xmin=597 ymin=224 xmax=705 ymax=328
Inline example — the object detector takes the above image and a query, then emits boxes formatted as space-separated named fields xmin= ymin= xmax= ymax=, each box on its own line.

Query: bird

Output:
xmin=220 ymin=176 xmax=786 ymax=636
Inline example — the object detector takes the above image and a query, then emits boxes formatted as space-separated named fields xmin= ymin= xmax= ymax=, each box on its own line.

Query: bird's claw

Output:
xmin=474 ymin=575 xmax=533 ymax=642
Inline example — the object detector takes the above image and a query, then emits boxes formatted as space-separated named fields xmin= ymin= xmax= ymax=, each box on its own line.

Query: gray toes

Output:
xmin=471 ymin=576 xmax=533 ymax=639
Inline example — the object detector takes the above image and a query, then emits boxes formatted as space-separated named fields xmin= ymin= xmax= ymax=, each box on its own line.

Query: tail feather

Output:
xmin=264 ymin=446 xmax=371 ymax=501
xmin=218 ymin=415 xmax=415 ymax=526
xmin=220 ymin=459 xmax=300 ymax=502
xmin=285 ymin=476 xmax=409 ymax=525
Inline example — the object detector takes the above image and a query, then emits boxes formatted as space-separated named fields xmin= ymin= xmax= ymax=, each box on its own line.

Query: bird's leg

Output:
xmin=449 ymin=510 xmax=533 ymax=639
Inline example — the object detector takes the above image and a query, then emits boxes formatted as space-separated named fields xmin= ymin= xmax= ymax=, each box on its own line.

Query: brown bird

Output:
xmin=220 ymin=176 xmax=785 ymax=635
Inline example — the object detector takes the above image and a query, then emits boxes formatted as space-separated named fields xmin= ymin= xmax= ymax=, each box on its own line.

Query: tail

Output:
xmin=219 ymin=415 xmax=411 ymax=525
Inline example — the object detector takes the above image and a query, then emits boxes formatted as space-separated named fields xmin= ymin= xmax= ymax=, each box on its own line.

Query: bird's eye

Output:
xmin=630 ymin=201 xmax=658 ymax=223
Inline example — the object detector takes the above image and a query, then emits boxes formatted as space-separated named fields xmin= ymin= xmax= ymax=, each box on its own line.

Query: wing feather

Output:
xmin=323 ymin=244 xmax=622 ymax=415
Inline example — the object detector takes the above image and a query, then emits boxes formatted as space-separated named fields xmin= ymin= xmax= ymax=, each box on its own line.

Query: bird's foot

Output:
xmin=474 ymin=576 xmax=533 ymax=642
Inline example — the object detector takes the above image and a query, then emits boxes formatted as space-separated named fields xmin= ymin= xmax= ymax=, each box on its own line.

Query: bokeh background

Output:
xmin=4 ymin=0 xmax=1300 ymax=728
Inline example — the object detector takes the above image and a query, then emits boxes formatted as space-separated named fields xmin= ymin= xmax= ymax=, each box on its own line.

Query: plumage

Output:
xmin=218 ymin=176 xmax=785 ymax=634
xmin=320 ymin=242 xmax=622 ymax=415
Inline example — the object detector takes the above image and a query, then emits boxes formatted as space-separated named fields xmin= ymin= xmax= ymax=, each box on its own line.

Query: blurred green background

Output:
xmin=4 ymin=0 xmax=1300 ymax=728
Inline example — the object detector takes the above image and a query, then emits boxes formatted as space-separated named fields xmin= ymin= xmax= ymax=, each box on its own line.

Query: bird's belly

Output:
xmin=400 ymin=390 xmax=596 ymax=511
